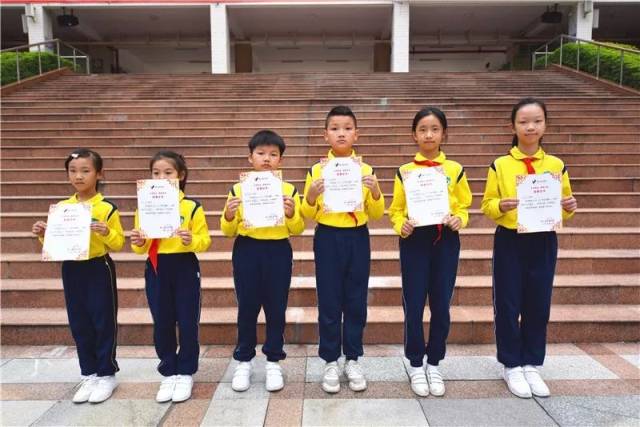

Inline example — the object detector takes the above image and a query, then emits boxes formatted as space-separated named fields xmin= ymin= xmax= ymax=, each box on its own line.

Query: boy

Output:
xmin=301 ymin=106 xmax=385 ymax=393
xmin=221 ymin=130 xmax=305 ymax=392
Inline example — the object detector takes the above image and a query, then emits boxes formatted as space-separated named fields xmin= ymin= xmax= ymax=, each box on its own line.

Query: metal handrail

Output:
xmin=531 ymin=34 xmax=640 ymax=87
xmin=1 ymin=39 xmax=90 ymax=83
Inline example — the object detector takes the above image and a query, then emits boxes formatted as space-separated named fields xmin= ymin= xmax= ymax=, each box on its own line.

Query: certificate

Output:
xmin=516 ymin=173 xmax=562 ymax=233
xmin=136 ymin=179 xmax=181 ymax=238
xmin=239 ymin=170 xmax=285 ymax=228
xmin=42 ymin=203 xmax=92 ymax=261
xmin=402 ymin=167 xmax=450 ymax=226
xmin=321 ymin=157 xmax=363 ymax=213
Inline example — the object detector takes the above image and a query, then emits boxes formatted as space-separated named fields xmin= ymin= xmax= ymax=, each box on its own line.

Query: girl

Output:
xmin=481 ymin=98 xmax=577 ymax=398
xmin=32 ymin=148 xmax=124 ymax=404
xmin=130 ymin=151 xmax=211 ymax=403
xmin=388 ymin=107 xmax=472 ymax=397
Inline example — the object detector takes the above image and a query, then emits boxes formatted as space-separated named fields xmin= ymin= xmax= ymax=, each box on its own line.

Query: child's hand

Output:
xmin=499 ymin=198 xmax=519 ymax=213
xmin=362 ymin=175 xmax=381 ymax=200
xmin=401 ymin=219 xmax=416 ymax=238
xmin=443 ymin=214 xmax=462 ymax=231
xmin=90 ymin=221 xmax=109 ymax=236
xmin=176 ymin=229 xmax=192 ymax=246
xmin=32 ymin=221 xmax=47 ymax=237
xmin=130 ymin=229 xmax=147 ymax=247
xmin=306 ymin=179 xmax=325 ymax=206
xmin=224 ymin=197 xmax=241 ymax=221
xmin=561 ymin=196 xmax=578 ymax=212
xmin=283 ymin=195 xmax=295 ymax=218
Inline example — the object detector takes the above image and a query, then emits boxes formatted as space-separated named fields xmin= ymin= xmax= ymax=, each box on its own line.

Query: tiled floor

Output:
xmin=1 ymin=343 xmax=638 ymax=426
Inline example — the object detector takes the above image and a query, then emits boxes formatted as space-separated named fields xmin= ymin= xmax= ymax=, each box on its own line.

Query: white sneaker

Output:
xmin=344 ymin=360 xmax=367 ymax=392
xmin=72 ymin=374 xmax=98 ymax=403
xmin=156 ymin=376 xmax=176 ymax=403
xmin=408 ymin=366 xmax=429 ymax=397
xmin=321 ymin=361 xmax=341 ymax=394
xmin=523 ymin=365 xmax=550 ymax=397
xmin=504 ymin=366 xmax=532 ymax=398
xmin=265 ymin=361 xmax=284 ymax=392
xmin=88 ymin=375 xmax=117 ymax=403
xmin=172 ymin=375 xmax=193 ymax=402
xmin=426 ymin=364 xmax=445 ymax=397
xmin=231 ymin=362 xmax=252 ymax=392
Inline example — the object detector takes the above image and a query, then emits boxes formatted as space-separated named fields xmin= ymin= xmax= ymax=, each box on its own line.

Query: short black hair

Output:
xmin=510 ymin=97 xmax=548 ymax=147
xmin=325 ymin=105 xmax=357 ymax=129
xmin=412 ymin=107 xmax=448 ymax=132
xmin=64 ymin=148 xmax=104 ymax=191
xmin=150 ymin=150 xmax=188 ymax=190
xmin=248 ymin=130 xmax=286 ymax=155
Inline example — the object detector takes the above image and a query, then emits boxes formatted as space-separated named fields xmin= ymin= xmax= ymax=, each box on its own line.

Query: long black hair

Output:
xmin=510 ymin=98 xmax=548 ymax=147
xmin=412 ymin=106 xmax=448 ymax=133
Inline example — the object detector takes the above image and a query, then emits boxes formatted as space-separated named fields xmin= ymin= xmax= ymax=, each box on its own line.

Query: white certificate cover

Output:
xmin=516 ymin=173 xmax=562 ymax=233
xmin=42 ymin=203 xmax=92 ymax=261
xmin=240 ymin=170 xmax=285 ymax=228
xmin=136 ymin=179 xmax=181 ymax=238
xmin=402 ymin=167 xmax=450 ymax=227
xmin=321 ymin=157 xmax=363 ymax=213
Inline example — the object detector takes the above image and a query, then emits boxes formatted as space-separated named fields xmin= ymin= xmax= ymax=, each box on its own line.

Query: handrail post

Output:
xmin=73 ymin=48 xmax=77 ymax=72
xmin=16 ymin=50 xmax=21 ymax=82
xmin=544 ymin=44 xmax=548 ymax=68
xmin=37 ymin=44 xmax=42 ymax=75
xmin=559 ymin=35 xmax=564 ymax=67
xmin=576 ymin=40 xmax=580 ymax=72
xmin=596 ymin=45 xmax=600 ymax=79
xmin=86 ymin=56 xmax=91 ymax=74
xmin=56 ymin=41 xmax=61 ymax=69
xmin=619 ymin=50 xmax=624 ymax=85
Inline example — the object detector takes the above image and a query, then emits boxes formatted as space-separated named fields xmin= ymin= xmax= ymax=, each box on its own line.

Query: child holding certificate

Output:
xmin=221 ymin=130 xmax=304 ymax=392
xmin=301 ymin=106 xmax=385 ymax=394
xmin=32 ymin=148 xmax=124 ymax=404
xmin=130 ymin=151 xmax=211 ymax=403
xmin=388 ymin=107 xmax=472 ymax=397
xmin=481 ymin=98 xmax=577 ymax=399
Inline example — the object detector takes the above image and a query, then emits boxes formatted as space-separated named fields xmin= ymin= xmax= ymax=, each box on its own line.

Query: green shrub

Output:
xmin=0 ymin=51 xmax=76 ymax=86
xmin=535 ymin=41 xmax=640 ymax=90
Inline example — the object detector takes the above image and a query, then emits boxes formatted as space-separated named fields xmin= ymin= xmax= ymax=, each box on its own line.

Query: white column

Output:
xmin=568 ymin=1 xmax=594 ymax=40
xmin=25 ymin=5 xmax=53 ymax=51
xmin=210 ymin=3 xmax=230 ymax=74
xmin=391 ymin=1 xmax=410 ymax=73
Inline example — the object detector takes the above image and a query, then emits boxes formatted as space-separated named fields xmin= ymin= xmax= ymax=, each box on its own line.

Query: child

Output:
xmin=301 ymin=106 xmax=385 ymax=393
xmin=221 ymin=130 xmax=304 ymax=392
xmin=130 ymin=151 xmax=211 ymax=403
xmin=481 ymin=98 xmax=577 ymax=399
xmin=32 ymin=148 xmax=124 ymax=404
xmin=388 ymin=107 xmax=472 ymax=397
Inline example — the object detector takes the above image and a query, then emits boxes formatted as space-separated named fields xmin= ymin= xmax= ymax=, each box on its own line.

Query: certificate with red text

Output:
xmin=42 ymin=203 xmax=92 ymax=261
xmin=320 ymin=157 xmax=363 ymax=213
xmin=136 ymin=179 xmax=181 ymax=238
xmin=239 ymin=170 xmax=285 ymax=228
xmin=516 ymin=173 xmax=562 ymax=233
xmin=402 ymin=167 xmax=450 ymax=227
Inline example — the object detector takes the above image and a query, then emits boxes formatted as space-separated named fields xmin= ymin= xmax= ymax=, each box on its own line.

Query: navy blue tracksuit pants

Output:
xmin=62 ymin=255 xmax=119 ymax=377
xmin=145 ymin=252 xmax=201 ymax=376
xmin=314 ymin=224 xmax=370 ymax=363
xmin=232 ymin=236 xmax=293 ymax=362
xmin=400 ymin=226 xmax=460 ymax=367
xmin=492 ymin=226 xmax=557 ymax=368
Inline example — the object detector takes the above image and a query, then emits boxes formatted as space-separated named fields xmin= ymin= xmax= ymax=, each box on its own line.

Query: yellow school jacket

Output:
xmin=301 ymin=150 xmax=385 ymax=227
xmin=41 ymin=192 xmax=125 ymax=258
xmin=131 ymin=191 xmax=211 ymax=254
xmin=481 ymin=146 xmax=575 ymax=230
xmin=220 ymin=179 xmax=305 ymax=239
xmin=388 ymin=152 xmax=473 ymax=237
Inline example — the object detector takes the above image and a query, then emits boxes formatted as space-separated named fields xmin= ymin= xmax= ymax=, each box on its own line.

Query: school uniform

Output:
xmin=132 ymin=191 xmax=211 ymax=376
xmin=388 ymin=152 xmax=472 ymax=367
xmin=221 ymin=179 xmax=305 ymax=362
xmin=301 ymin=150 xmax=385 ymax=363
xmin=45 ymin=193 xmax=124 ymax=377
xmin=481 ymin=146 xmax=574 ymax=368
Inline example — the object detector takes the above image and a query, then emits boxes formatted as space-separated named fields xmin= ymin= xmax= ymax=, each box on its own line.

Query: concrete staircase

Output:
xmin=1 ymin=70 xmax=639 ymax=345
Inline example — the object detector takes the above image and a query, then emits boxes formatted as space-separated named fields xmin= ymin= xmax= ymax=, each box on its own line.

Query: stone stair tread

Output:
xmin=2 ymin=274 xmax=638 ymax=291
xmin=2 ymin=304 xmax=638 ymax=326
